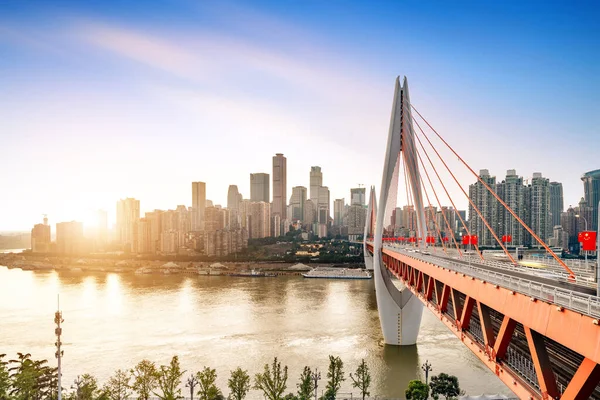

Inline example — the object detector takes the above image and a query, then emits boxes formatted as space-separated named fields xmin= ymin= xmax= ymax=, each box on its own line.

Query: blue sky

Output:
xmin=1 ymin=0 xmax=598 ymax=231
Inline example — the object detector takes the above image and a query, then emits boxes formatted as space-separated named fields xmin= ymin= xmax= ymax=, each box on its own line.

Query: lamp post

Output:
xmin=311 ymin=369 xmax=321 ymax=400
xmin=576 ymin=214 xmax=588 ymax=268
xmin=421 ymin=360 xmax=432 ymax=385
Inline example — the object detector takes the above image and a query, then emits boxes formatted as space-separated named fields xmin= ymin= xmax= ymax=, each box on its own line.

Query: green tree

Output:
xmin=102 ymin=369 xmax=131 ymax=400
xmin=253 ymin=357 xmax=288 ymax=400
xmin=227 ymin=367 xmax=250 ymax=400
xmin=405 ymin=380 xmax=429 ymax=400
xmin=68 ymin=374 xmax=100 ymax=400
xmin=196 ymin=367 xmax=221 ymax=400
xmin=429 ymin=373 xmax=460 ymax=400
xmin=8 ymin=353 xmax=42 ymax=400
xmin=130 ymin=360 xmax=158 ymax=400
xmin=349 ymin=360 xmax=371 ymax=400
xmin=295 ymin=367 xmax=314 ymax=400
xmin=154 ymin=356 xmax=185 ymax=400
xmin=0 ymin=354 xmax=10 ymax=399
xmin=321 ymin=356 xmax=344 ymax=400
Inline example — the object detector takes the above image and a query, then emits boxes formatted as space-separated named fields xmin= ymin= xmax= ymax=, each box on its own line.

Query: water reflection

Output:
xmin=0 ymin=266 xmax=513 ymax=398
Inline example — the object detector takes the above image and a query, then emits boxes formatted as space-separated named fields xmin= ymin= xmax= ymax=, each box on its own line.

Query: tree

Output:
xmin=349 ymin=360 xmax=371 ymax=400
xmin=227 ymin=367 xmax=250 ymax=400
xmin=69 ymin=374 xmax=100 ymax=400
xmin=405 ymin=380 xmax=429 ymax=400
xmin=102 ymin=369 xmax=131 ymax=400
xmin=429 ymin=373 xmax=460 ymax=400
xmin=154 ymin=356 xmax=185 ymax=400
xmin=196 ymin=367 xmax=221 ymax=400
xmin=253 ymin=357 xmax=288 ymax=400
xmin=130 ymin=360 xmax=158 ymax=400
xmin=321 ymin=356 xmax=344 ymax=400
xmin=295 ymin=367 xmax=314 ymax=400
xmin=0 ymin=354 xmax=10 ymax=399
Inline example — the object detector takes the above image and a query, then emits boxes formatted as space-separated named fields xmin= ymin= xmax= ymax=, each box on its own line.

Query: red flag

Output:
xmin=578 ymin=232 xmax=585 ymax=242
xmin=408 ymin=237 xmax=416 ymax=243
xmin=581 ymin=231 xmax=597 ymax=251
xmin=470 ymin=235 xmax=478 ymax=245
xmin=443 ymin=237 xmax=449 ymax=242
xmin=462 ymin=235 xmax=470 ymax=245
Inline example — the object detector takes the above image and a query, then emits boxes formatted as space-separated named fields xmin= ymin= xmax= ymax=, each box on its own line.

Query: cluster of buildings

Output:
xmin=467 ymin=169 xmax=599 ymax=253
xmin=30 ymin=153 xmax=370 ymax=256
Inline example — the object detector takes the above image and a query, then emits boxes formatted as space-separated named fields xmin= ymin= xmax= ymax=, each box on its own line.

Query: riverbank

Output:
xmin=0 ymin=252 xmax=364 ymax=276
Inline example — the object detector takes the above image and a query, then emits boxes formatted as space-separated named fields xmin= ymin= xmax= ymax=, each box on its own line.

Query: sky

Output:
xmin=1 ymin=0 xmax=599 ymax=231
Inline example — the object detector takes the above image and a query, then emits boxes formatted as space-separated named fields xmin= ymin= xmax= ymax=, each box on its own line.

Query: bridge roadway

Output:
xmin=389 ymin=245 xmax=597 ymax=297
xmin=368 ymin=242 xmax=600 ymax=399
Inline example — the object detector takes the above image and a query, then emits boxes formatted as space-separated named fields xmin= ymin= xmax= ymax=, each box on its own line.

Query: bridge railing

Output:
xmin=386 ymin=246 xmax=600 ymax=319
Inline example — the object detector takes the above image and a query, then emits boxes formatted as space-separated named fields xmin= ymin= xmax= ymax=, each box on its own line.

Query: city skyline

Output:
xmin=1 ymin=1 xmax=599 ymax=231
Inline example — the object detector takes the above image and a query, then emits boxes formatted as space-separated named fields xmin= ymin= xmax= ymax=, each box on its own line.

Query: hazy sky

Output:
xmin=1 ymin=0 xmax=598 ymax=231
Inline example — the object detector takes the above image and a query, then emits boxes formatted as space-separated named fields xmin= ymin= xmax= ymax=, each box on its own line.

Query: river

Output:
xmin=0 ymin=266 xmax=514 ymax=398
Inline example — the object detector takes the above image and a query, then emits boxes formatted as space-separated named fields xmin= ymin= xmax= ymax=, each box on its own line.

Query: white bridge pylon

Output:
xmin=366 ymin=76 xmax=426 ymax=346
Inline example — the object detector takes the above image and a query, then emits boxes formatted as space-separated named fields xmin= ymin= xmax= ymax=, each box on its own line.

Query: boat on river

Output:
xmin=230 ymin=269 xmax=277 ymax=277
xmin=302 ymin=267 xmax=371 ymax=279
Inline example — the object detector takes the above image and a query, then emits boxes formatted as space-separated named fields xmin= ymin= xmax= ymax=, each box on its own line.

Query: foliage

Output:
xmin=102 ymin=369 xmax=130 ymax=400
xmin=8 ymin=352 xmax=58 ymax=400
xmin=0 ymin=354 xmax=10 ymax=399
xmin=253 ymin=357 xmax=288 ymax=400
xmin=429 ymin=373 xmax=460 ymax=400
xmin=154 ymin=356 xmax=185 ymax=400
xmin=227 ymin=367 xmax=250 ymax=400
xmin=295 ymin=367 xmax=314 ymax=400
xmin=349 ymin=360 xmax=371 ymax=400
xmin=130 ymin=360 xmax=158 ymax=400
xmin=196 ymin=367 xmax=221 ymax=400
xmin=68 ymin=374 xmax=100 ymax=400
xmin=321 ymin=356 xmax=344 ymax=400
xmin=405 ymin=380 xmax=429 ymax=400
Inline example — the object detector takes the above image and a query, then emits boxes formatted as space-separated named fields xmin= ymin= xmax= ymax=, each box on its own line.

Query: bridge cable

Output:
xmin=410 ymin=105 xmax=575 ymax=277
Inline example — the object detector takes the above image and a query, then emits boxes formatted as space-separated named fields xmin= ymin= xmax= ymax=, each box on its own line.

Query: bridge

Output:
xmin=363 ymin=77 xmax=600 ymax=400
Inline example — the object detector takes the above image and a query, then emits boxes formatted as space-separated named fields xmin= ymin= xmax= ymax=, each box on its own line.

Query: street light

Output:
xmin=421 ymin=360 xmax=433 ymax=385
xmin=576 ymin=214 xmax=589 ymax=267
xmin=311 ymin=369 xmax=321 ymax=400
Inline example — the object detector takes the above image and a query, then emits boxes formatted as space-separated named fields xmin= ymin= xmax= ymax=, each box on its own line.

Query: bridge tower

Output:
xmin=363 ymin=186 xmax=377 ymax=271
xmin=369 ymin=76 xmax=427 ymax=345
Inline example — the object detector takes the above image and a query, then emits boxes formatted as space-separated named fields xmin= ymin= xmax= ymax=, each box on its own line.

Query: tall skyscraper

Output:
xmin=304 ymin=199 xmax=316 ymax=226
xmin=117 ymin=198 xmax=140 ymax=251
xmin=227 ymin=185 xmax=241 ymax=211
xmin=272 ymin=153 xmax=287 ymax=220
xmin=290 ymin=186 xmax=307 ymax=221
xmin=250 ymin=201 xmax=271 ymax=238
xmin=549 ymin=181 xmax=564 ymax=228
xmin=497 ymin=170 xmax=527 ymax=246
xmin=192 ymin=182 xmax=206 ymax=231
xmin=310 ymin=166 xmax=323 ymax=202
xmin=333 ymin=199 xmax=345 ymax=226
xmin=582 ymin=169 xmax=600 ymax=230
xmin=317 ymin=186 xmax=330 ymax=224
xmin=350 ymin=188 xmax=366 ymax=206
xmin=530 ymin=172 xmax=551 ymax=244
xmin=31 ymin=216 xmax=51 ymax=253
xmin=347 ymin=205 xmax=366 ymax=240
xmin=468 ymin=170 xmax=497 ymax=246
xmin=250 ymin=173 xmax=270 ymax=203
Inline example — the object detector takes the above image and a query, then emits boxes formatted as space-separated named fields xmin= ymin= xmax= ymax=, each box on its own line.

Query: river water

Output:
xmin=0 ymin=266 xmax=514 ymax=398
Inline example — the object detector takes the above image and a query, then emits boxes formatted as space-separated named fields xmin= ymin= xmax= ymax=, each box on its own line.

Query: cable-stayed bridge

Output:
xmin=364 ymin=77 xmax=600 ymax=400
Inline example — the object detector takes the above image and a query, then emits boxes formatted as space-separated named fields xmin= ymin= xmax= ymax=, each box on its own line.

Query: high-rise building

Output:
xmin=117 ymin=198 xmax=140 ymax=252
xmin=192 ymin=182 xmax=206 ymax=231
xmin=250 ymin=173 xmax=270 ymax=203
xmin=145 ymin=210 xmax=163 ymax=253
xmin=495 ymin=170 xmax=527 ymax=246
xmin=272 ymin=153 xmax=287 ymax=220
xmin=582 ymin=169 xmax=600 ymax=230
xmin=135 ymin=218 xmax=152 ymax=253
xmin=304 ymin=199 xmax=316 ymax=227
xmin=56 ymin=221 xmax=84 ymax=254
xmin=530 ymin=172 xmax=551 ymax=245
xmin=333 ymin=199 xmax=345 ymax=226
xmin=468 ymin=170 xmax=497 ymax=246
xmin=250 ymin=202 xmax=271 ymax=239
xmin=290 ymin=186 xmax=307 ymax=221
xmin=31 ymin=216 xmax=51 ymax=253
xmin=549 ymin=182 xmax=563 ymax=229
xmin=347 ymin=205 xmax=367 ymax=240
xmin=317 ymin=186 xmax=330 ymax=224
xmin=350 ymin=188 xmax=366 ymax=206
xmin=560 ymin=206 xmax=578 ymax=252
xmin=310 ymin=166 xmax=323 ymax=202
xmin=227 ymin=185 xmax=241 ymax=211
xmin=272 ymin=214 xmax=281 ymax=237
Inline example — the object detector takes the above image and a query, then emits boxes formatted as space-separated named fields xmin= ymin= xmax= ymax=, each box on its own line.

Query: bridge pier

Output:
xmin=373 ymin=252 xmax=423 ymax=345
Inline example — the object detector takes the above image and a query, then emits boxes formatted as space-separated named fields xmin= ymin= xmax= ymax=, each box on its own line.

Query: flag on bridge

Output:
xmin=579 ymin=231 xmax=597 ymax=251
xmin=462 ymin=235 xmax=470 ymax=245
xmin=502 ymin=235 xmax=512 ymax=243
